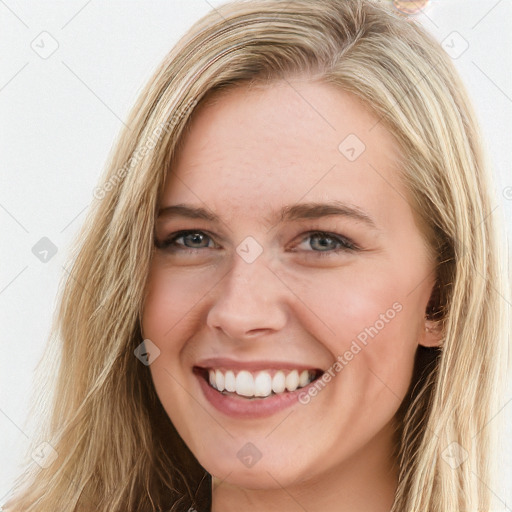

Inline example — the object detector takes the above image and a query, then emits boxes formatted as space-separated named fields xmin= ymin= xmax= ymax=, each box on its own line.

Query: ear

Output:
xmin=419 ymin=282 xmax=444 ymax=348
xmin=420 ymin=317 xmax=443 ymax=348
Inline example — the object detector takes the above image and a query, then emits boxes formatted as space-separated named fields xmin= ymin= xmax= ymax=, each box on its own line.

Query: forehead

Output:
xmin=162 ymin=80 xmax=407 ymax=228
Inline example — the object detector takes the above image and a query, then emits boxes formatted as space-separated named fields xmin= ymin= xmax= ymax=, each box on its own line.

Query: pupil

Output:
xmin=313 ymin=234 xmax=334 ymax=251
xmin=188 ymin=233 xmax=205 ymax=247
xmin=185 ymin=233 xmax=208 ymax=247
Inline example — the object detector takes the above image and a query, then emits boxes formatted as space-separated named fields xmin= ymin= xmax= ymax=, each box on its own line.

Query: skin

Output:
xmin=141 ymin=79 xmax=442 ymax=512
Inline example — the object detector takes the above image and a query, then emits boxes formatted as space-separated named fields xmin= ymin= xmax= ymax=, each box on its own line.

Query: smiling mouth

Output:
xmin=194 ymin=367 xmax=324 ymax=399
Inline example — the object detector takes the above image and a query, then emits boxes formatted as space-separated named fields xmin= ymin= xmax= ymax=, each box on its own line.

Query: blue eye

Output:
xmin=296 ymin=231 xmax=357 ymax=255
xmin=155 ymin=230 xmax=358 ymax=255
xmin=155 ymin=230 xmax=216 ymax=251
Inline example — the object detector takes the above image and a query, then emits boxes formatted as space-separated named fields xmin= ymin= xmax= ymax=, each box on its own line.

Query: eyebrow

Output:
xmin=157 ymin=201 xmax=378 ymax=229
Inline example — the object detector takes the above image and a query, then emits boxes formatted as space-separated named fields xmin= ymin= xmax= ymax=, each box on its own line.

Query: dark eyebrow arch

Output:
xmin=157 ymin=201 xmax=378 ymax=230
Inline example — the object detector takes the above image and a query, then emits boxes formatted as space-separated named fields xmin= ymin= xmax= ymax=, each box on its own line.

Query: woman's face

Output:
xmin=141 ymin=80 xmax=440 ymax=490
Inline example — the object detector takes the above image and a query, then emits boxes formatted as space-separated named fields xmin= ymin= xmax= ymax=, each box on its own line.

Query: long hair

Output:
xmin=4 ymin=1 xmax=509 ymax=510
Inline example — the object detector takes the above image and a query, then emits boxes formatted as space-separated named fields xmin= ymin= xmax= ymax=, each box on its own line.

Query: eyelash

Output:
xmin=155 ymin=229 xmax=359 ymax=257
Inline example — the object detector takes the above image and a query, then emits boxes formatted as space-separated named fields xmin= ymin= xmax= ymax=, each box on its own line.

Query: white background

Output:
xmin=1 ymin=0 xmax=511 ymax=509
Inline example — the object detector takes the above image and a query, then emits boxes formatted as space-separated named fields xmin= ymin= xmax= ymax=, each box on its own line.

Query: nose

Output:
xmin=206 ymin=252 xmax=288 ymax=340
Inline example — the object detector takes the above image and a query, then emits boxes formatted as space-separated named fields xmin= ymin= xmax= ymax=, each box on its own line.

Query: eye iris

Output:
xmin=184 ymin=232 xmax=208 ymax=248
xmin=311 ymin=233 xmax=337 ymax=251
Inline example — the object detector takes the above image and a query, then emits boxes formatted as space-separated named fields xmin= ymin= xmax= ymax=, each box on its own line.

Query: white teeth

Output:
xmin=299 ymin=369 xmax=310 ymax=387
xmin=254 ymin=372 xmax=272 ymax=397
xmin=206 ymin=368 xmax=317 ymax=398
xmin=272 ymin=370 xmax=286 ymax=394
xmin=285 ymin=370 xmax=299 ymax=391
xmin=235 ymin=370 xmax=254 ymax=397
xmin=224 ymin=370 xmax=236 ymax=392
xmin=215 ymin=369 xmax=225 ymax=392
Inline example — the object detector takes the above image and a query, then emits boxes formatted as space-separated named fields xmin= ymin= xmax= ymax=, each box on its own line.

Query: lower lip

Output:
xmin=194 ymin=369 xmax=320 ymax=419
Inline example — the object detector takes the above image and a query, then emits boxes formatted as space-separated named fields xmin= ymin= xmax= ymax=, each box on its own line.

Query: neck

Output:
xmin=211 ymin=419 xmax=399 ymax=512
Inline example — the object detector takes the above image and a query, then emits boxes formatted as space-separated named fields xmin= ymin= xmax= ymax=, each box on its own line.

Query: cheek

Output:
xmin=291 ymin=261 xmax=425 ymax=398
xmin=287 ymin=262 xmax=410 ymax=342
xmin=141 ymin=261 xmax=218 ymax=341
xmin=141 ymin=265 xmax=212 ymax=442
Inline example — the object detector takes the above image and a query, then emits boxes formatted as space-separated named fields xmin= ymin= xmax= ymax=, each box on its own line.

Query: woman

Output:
xmin=4 ymin=0 xmax=509 ymax=511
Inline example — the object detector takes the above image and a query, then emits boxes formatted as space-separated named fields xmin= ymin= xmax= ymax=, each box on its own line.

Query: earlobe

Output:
xmin=420 ymin=281 xmax=444 ymax=348
xmin=420 ymin=318 xmax=443 ymax=348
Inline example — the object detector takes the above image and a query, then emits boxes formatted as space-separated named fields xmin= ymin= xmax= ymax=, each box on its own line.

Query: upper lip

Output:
xmin=194 ymin=357 xmax=325 ymax=373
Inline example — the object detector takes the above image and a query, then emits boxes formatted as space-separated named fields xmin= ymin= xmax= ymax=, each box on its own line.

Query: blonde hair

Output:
xmin=5 ymin=1 xmax=509 ymax=510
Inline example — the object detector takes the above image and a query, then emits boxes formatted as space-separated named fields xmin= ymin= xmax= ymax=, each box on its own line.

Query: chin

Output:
xmin=203 ymin=448 xmax=312 ymax=491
